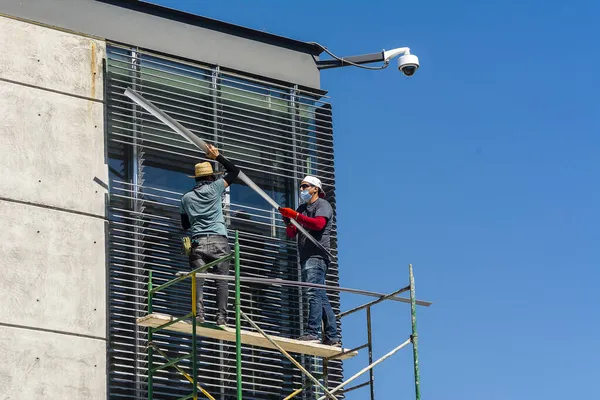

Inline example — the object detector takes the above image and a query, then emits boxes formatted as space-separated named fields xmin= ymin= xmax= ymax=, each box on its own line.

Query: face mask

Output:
xmin=300 ymin=190 xmax=312 ymax=203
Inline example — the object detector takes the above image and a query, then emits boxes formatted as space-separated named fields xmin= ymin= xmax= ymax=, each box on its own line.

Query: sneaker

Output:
xmin=216 ymin=317 xmax=227 ymax=327
xmin=196 ymin=315 xmax=205 ymax=324
xmin=323 ymin=338 xmax=341 ymax=347
xmin=297 ymin=334 xmax=320 ymax=343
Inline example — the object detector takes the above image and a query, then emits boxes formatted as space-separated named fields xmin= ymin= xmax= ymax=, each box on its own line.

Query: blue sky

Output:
xmin=152 ymin=1 xmax=600 ymax=398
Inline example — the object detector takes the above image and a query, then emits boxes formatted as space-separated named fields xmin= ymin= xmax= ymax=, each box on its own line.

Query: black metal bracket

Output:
xmin=316 ymin=52 xmax=385 ymax=70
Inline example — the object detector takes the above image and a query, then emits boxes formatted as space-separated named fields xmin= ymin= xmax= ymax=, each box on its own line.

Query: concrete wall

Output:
xmin=0 ymin=15 xmax=107 ymax=400
xmin=0 ymin=327 xmax=106 ymax=399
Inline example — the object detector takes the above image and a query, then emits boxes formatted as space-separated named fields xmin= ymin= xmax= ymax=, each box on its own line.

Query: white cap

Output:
xmin=302 ymin=175 xmax=325 ymax=198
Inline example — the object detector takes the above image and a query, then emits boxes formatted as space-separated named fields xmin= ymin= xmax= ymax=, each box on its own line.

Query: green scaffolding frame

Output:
xmin=144 ymin=231 xmax=426 ymax=400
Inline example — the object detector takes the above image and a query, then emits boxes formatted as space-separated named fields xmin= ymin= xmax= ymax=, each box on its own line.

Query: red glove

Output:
xmin=279 ymin=207 xmax=299 ymax=220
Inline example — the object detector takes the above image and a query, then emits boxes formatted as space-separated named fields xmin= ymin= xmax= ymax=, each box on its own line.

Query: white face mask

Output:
xmin=300 ymin=189 xmax=312 ymax=203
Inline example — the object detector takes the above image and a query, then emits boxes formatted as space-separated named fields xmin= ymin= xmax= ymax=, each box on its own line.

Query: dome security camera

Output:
xmin=382 ymin=47 xmax=420 ymax=77
xmin=398 ymin=53 xmax=420 ymax=76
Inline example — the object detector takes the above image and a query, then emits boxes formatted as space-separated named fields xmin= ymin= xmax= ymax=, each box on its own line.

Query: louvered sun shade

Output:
xmin=105 ymin=44 xmax=342 ymax=400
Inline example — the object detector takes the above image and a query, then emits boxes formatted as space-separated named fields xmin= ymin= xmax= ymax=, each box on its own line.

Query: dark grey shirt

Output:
xmin=296 ymin=198 xmax=333 ymax=262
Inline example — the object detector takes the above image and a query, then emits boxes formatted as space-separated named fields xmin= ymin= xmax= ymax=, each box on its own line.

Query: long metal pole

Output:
xmin=147 ymin=271 xmax=153 ymax=400
xmin=130 ymin=49 xmax=144 ymax=400
xmin=409 ymin=264 xmax=421 ymax=400
xmin=284 ymin=388 xmax=304 ymax=400
xmin=240 ymin=311 xmax=338 ymax=400
xmin=123 ymin=88 xmax=333 ymax=260
xmin=323 ymin=357 xmax=329 ymax=398
xmin=290 ymin=85 xmax=305 ymax=368
xmin=191 ymin=274 xmax=198 ymax=400
xmin=235 ymin=231 xmax=243 ymax=400
xmin=339 ymin=286 xmax=411 ymax=318
xmin=316 ymin=338 xmax=412 ymax=400
xmin=366 ymin=306 xmax=375 ymax=400
xmin=336 ymin=381 xmax=371 ymax=395
xmin=211 ymin=64 xmax=225 ymax=400
xmin=212 ymin=68 xmax=227 ymax=399
xmin=190 ymin=273 xmax=432 ymax=306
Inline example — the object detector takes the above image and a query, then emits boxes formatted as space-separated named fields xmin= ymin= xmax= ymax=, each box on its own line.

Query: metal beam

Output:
xmin=338 ymin=286 xmax=411 ymax=318
xmin=185 ymin=272 xmax=433 ymax=306
xmin=317 ymin=52 xmax=384 ymax=70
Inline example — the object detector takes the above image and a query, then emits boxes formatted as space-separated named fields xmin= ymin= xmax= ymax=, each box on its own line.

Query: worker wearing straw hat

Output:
xmin=279 ymin=175 xmax=340 ymax=346
xmin=180 ymin=143 xmax=240 ymax=326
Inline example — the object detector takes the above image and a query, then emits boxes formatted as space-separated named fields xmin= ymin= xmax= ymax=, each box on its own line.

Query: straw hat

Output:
xmin=188 ymin=162 xmax=223 ymax=178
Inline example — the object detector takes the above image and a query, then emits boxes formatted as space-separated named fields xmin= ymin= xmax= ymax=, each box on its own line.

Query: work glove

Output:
xmin=279 ymin=207 xmax=299 ymax=220
xmin=181 ymin=236 xmax=192 ymax=257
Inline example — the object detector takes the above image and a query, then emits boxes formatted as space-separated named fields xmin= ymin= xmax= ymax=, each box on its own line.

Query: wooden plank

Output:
xmin=137 ymin=313 xmax=358 ymax=360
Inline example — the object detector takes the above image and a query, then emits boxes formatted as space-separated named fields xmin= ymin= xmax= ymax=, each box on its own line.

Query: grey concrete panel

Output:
xmin=0 ymin=201 xmax=106 ymax=338
xmin=0 ymin=0 xmax=321 ymax=88
xmin=0 ymin=82 xmax=107 ymax=216
xmin=0 ymin=325 xmax=106 ymax=400
xmin=0 ymin=16 xmax=105 ymax=100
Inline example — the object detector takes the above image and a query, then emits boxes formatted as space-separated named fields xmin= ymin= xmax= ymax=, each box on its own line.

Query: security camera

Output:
xmin=314 ymin=44 xmax=421 ymax=75
xmin=398 ymin=53 xmax=420 ymax=76
xmin=382 ymin=47 xmax=420 ymax=77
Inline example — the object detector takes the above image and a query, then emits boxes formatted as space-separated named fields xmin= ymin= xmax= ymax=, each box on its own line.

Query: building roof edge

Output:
xmin=100 ymin=0 xmax=324 ymax=56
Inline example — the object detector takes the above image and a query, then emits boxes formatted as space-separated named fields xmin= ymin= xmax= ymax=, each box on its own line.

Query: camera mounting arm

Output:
xmin=316 ymin=47 xmax=411 ymax=70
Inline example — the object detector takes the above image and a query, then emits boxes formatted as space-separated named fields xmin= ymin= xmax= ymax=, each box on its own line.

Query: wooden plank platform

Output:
xmin=138 ymin=313 xmax=358 ymax=360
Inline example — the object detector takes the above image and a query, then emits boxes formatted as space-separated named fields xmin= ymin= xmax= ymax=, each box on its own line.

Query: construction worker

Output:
xmin=279 ymin=175 xmax=340 ymax=346
xmin=180 ymin=143 xmax=240 ymax=326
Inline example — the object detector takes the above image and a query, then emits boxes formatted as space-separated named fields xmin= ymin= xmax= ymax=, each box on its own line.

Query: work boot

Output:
xmin=323 ymin=338 xmax=341 ymax=347
xmin=297 ymin=334 xmax=320 ymax=343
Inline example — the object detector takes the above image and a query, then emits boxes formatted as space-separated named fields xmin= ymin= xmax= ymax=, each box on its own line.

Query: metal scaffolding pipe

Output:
xmin=316 ymin=338 xmax=412 ymax=400
xmin=240 ymin=310 xmax=338 ymax=400
xmin=410 ymin=264 xmax=421 ymax=400
xmin=187 ymin=272 xmax=433 ymax=306
xmin=338 ymin=286 xmax=412 ymax=318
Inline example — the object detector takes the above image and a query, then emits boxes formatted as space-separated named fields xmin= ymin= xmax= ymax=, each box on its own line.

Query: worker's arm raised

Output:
xmin=180 ymin=200 xmax=191 ymax=230
xmin=205 ymin=144 xmax=240 ymax=188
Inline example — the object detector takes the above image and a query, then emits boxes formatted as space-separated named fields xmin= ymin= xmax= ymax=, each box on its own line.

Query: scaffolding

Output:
xmin=137 ymin=232 xmax=432 ymax=400
xmin=123 ymin=86 xmax=432 ymax=399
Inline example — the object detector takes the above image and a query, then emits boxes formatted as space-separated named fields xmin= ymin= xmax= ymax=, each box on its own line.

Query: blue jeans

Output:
xmin=302 ymin=257 xmax=339 ymax=341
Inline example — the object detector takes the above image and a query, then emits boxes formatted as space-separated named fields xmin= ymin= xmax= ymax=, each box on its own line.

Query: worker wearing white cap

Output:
xmin=279 ymin=175 xmax=340 ymax=346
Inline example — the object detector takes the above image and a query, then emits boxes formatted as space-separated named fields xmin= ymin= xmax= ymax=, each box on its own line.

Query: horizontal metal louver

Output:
xmin=106 ymin=44 xmax=343 ymax=400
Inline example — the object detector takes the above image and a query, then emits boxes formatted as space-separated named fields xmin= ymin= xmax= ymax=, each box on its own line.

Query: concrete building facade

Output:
xmin=0 ymin=1 xmax=339 ymax=399
xmin=0 ymin=13 xmax=108 ymax=400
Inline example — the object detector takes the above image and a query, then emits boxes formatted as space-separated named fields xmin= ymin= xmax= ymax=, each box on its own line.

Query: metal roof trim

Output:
xmin=99 ymin=0 xmax=324 ymax=56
